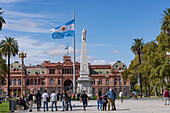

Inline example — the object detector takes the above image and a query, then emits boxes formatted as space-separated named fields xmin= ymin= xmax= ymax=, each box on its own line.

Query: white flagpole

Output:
xmin=73 ymin=10 xmax=76 ymax=94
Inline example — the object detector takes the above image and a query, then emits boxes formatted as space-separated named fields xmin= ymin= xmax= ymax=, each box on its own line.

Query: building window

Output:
xmin=124 ymin=80 xmax=126 ymax=85
xmin=106 ymin=71 xmax=109 ymax=74
xmin=99 ymin=71 xmax=102 ymax=74
xmin=58 ymin=80 xmax=60 ymax=85
xmin=18 ymin=79 xmax=21 ymax=85
xmin=14 ymin=79 xmax=16 ymax=86
xmin=114 ymin=79 xmax=117 ymax=85
xmin=26 ymin=79 xmax=29 ymax=85
xmin=18 ymin=65 xmax=21 ymax=68
xmin=50 ymin=79 xmax=54 ymax=85
xmin=49 ymin=69 xmax=55 ymax=74
xmin=42 ymin=71 xmax=45 ymax=74
xmin=119 ymin=78 xmax=121 ymax=85
xmin=28 ymin=71 xmax=30 ymax=74
xmin=99 ymin=79 xmax=102 ymax=84
xmin=92 ymin=80 xmax=95 ymax=85
xmin=67 ymin=69 xmax=69 ymax=74
xmin=14 ymin=68 xmax=16 ymax=71
xmin=10 ymin=79 xmax=12 ymax=85
xmin=34 ymin=79 xmax=37 ymax=85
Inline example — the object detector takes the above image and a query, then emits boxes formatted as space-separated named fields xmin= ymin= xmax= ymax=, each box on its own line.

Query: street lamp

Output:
xmin=105 ymin=75 xmax=109 ymax=92
xmin=35 ymin=71 xmax=40 ymax=93
xmin=19 ymin=52 xmax=27 ymax=96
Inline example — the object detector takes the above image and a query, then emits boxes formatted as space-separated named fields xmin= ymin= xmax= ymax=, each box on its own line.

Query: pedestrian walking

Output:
xmin=42 ymin=90 xmax=49 ymax=112
xmin=36 ymin=90 xmax=42 ymax=111
xmin=103 ymin=89 xmax=116 ymax=111
xmin=102 ymin=92 xmax=107 ymax=111
xmin=19 ymin=96 xmax=29 ymax=110
xmin=77 ymin=92 xmax=80 ymax=101
xmin=112 ymin=89 xmax=117 ymax=110
xmin=164 ymin=88 xmax=169 ymax=105
xmin=119 ymin=91 xmax=123 ymax=103
xmin=97 ymin=91 xmax=102 ymax=111
xmin=57 ymin=91 xmax=60 ymax=101
xmin=28 ymin=91 xmax=34 ymax=112
xmin=51 ymin=90 xmax=58 ymax=112
xmin=67 ymin=90 xmax=72 ymax=110
xmin=80 ymin=91 xmax=89 ymax=111
xmin=61 ymin=90 xmax=68 ymax=111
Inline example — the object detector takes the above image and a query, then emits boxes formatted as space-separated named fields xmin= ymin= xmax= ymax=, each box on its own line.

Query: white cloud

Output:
xmin=90 ymin=60 xmax=108 ymax=65
xmin=45 ymin=45 xmax=81 ymax=56
xmin=0 ymin=0 xmax=24 ymax=3
xmin=111 ymin=50 xmax=119 ymax=53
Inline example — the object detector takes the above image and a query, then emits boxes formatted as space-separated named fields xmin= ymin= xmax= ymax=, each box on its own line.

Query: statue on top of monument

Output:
xmin=82 ymin=28 xmax=87 ymax=42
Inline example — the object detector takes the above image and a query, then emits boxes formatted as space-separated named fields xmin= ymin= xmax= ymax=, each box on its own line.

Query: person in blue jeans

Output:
xmin=97 ymin=91 xmax=102 ymax=111
xmin=61 ymin=90 xmax=68 ymax=111
xmin=80 ymin=91 xmax=89 ymax=111
xmin=42 ymin=90 xmax=49 ymax=112
xmin=50 ymin=90 xmax=58 ymax=112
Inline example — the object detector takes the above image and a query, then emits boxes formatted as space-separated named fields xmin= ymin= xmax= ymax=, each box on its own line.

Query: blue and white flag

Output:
xmin=50 ymin=19 xmax=75 ymax=39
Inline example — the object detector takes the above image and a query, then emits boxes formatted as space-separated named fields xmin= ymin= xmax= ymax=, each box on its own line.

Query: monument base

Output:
xmin=77 ymin=77 xmax=93 ymax=97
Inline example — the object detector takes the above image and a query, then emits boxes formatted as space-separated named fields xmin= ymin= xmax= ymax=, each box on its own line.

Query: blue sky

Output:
xmin=0 ymin=0 xmax=169 ymax=66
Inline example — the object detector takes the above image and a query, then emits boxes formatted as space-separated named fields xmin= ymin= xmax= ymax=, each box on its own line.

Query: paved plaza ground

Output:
xmin=15 ymin=98 xmax=170 ymax=113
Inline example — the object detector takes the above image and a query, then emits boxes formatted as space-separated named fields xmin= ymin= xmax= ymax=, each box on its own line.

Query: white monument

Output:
xmin=77 ymin=28 xmax=93 ymax=97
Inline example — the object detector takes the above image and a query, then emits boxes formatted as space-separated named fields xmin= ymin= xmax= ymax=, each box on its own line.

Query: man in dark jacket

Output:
xmin=61 ymin=90 xmax=68 ymax=111
xmin=36 ymin=90 xmax=42 ymax=111
xmin=28 ymin=91 xmax=34 ymax=112
xmin=66 ymin=90 xmax=72 ymax=111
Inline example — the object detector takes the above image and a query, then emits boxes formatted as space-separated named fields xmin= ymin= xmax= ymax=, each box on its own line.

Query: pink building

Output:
xmin=1 ymin=56 xmax=130 ymax=97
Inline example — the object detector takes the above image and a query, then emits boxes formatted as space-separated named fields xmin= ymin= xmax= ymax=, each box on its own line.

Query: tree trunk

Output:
xmin=7 ymin=53 xmax=10 ymax=98
xmin=138 ymin=51 xmax=142 ymax=98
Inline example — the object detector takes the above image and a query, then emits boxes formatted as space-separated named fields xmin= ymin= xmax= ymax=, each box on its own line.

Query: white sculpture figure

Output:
xmin=82 ymin=28 xmax=87 ymax=42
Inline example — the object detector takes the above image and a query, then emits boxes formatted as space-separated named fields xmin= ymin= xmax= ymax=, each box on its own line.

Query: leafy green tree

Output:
xmin=131 ymin=38 xmax=144 ymax=98
xmin=0 ymin=50 xmax=7 ymax=87
xmin=0 ymin=8 xmax=6 ymax=30
xmin=0 ymin=37 xmax=19 ymax=97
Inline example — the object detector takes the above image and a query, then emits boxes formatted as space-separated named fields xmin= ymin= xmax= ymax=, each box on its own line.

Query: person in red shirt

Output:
xmin=164 ymin=89 xmax=169 ymax=105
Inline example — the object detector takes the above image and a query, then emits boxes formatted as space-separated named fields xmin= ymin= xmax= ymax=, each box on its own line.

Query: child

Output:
xmin=102 ymin=92 xmax=107 ymax=111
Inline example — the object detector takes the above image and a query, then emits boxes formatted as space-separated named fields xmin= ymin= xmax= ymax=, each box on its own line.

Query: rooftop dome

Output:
xmin=112 ymin=61 xmax=126 ymax=71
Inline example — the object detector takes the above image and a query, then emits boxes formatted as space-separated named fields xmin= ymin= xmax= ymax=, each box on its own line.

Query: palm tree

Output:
xmin=131 ymin=38 xmax=144 ymax=98
xmin=0 ymin=8 xmax=6 ymax=30
xmin=161 ymin=8 xmax=170 ymax=35
xmin=0 ymin=37 xmax=19 ymax=97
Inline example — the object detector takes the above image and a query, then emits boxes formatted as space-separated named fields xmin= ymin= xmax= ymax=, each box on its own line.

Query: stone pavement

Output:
xmin=15 ymin=98 xmax=170 ymax=113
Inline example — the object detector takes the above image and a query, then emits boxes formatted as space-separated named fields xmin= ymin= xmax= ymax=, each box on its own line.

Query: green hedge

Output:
xmin=0 ymin=101 xmax=10 ymax=113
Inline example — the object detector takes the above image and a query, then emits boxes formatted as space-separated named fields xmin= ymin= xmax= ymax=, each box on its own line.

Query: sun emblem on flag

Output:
xmin=62 ymin=26 xmax=66 ymax=31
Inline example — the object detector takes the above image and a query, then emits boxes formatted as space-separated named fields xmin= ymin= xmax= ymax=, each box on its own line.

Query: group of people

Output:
xmin=96 ymin=89 xmax=120 ymax=111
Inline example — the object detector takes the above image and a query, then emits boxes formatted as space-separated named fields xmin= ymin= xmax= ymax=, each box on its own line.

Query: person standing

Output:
xmin=61 ymin=90 xmax=68 ymax=111
xmin=28 ymin=91 xmax=34 ymax=112
xmin=97 ymin=91 xmax=102 ymax=111
xmin=36 ymin=90 xmax=42 ymax=111
xmin=103 ymin=89 xmax=116 ymax=111
xmin=77 ymin=92 xmax=80 ymax=101
xmin=51 ymin=90 xmax=58 ymax=112
xmin=42 ymin=90 xmax=49 ymax=112
xmin=119 ymin=91 xmax=123 ymax=103
xmin=164 ymin=89 xmax=169 ymax=105
xmin=102 ymin=92 xmax=107 ymax=111
xmin=67 ymin=90 xmax=72 ymax=111
xmin=80 ymin=91 xmax=89 ymax=111
xmin=57 ymin=91 xmax=60 ymax=101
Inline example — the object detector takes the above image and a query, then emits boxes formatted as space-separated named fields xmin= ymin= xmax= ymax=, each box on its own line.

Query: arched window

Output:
xmin=50 ymin=79 xmax=54 ymax=85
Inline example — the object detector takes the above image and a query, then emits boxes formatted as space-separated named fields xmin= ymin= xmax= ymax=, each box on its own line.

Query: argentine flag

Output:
xmin=50 ymin=19 xmax=75 ymax=39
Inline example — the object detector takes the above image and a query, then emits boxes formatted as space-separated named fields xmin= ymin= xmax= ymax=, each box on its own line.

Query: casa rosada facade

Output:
xmin=1 ymin=56 xmax=130 ymax=97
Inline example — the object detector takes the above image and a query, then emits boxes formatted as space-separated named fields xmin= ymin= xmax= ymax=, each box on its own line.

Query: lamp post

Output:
xmin=105 ymin=75 xmax=109 ymax=92
xmin=35 ymin=71 xmax=40 ymax=93
xmin=19 ymin=52 xmax=26 ymax=96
